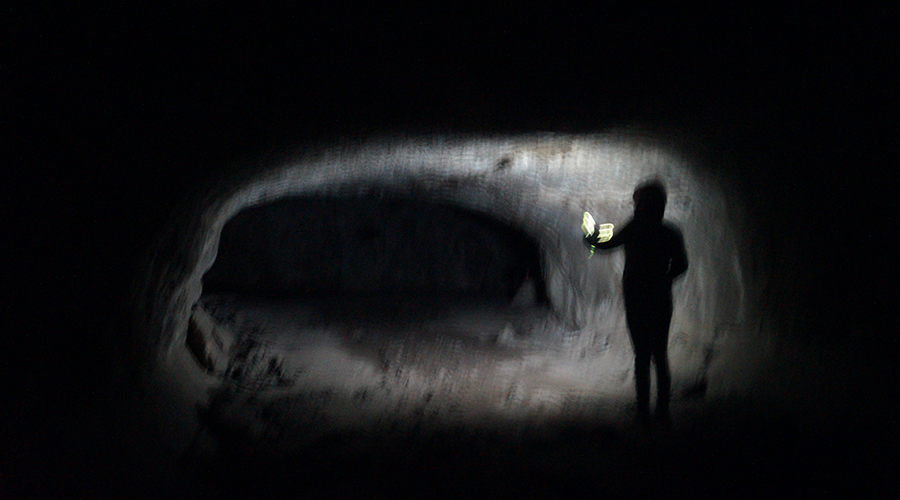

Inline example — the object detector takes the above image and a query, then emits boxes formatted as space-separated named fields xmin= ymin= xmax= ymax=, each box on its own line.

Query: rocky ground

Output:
xmin=41 ymin=293 xmax=890 ymax=498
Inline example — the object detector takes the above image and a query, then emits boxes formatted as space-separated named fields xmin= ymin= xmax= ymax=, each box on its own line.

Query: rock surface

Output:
xmin=124 ymin=134 xmax=781 ymax=495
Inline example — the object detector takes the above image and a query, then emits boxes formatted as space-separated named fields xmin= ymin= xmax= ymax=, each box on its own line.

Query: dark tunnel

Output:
xmin=201 ymin=193 xmax=547 ymax=303
xmin=53 ymin=130 xmax=875 ymax=499
xmin=186 ymin=193 xmax=552 ymax=378
xmin=120 ymin=134 xmax=798 ymax=493
xmin=10 ymin=5 xmax=896 ymax=498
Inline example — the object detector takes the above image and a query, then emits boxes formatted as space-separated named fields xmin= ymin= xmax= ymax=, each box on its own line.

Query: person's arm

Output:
xmin=666 ymin=227 xmax=688 ymax=280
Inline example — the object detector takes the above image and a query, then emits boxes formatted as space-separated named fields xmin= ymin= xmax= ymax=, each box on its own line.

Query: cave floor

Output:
xmin=197 ymin=291 xmax=568 ymax=351
xmin=181 ymin=293 xmax=744 ymax=456
xmin=57 ymin=293 xmax=893 ymax=498
xmin=65 ymin=292 xmax=890 ymax=498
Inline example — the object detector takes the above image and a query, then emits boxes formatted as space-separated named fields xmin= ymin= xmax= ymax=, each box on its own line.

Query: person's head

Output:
xmin=633 ymin=179 xmax=667 ymax=222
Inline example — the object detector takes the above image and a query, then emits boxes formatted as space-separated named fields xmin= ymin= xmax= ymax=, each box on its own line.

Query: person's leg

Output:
xmin=628 ymin=310 xmax=652 ymax=426
xmin=650 ymin=309 xmax=673 ymax=427
xmin=634 ymin=345 xmax=652 ymax=426
xmin=626 ymin=294 xmax=656 ymax=427
xmin=653 ymin=344 xmax=671 ymax=419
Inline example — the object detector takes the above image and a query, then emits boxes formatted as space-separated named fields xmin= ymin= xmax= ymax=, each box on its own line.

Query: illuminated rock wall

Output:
xmin=132 ymin=133 xmax=762 ymax=457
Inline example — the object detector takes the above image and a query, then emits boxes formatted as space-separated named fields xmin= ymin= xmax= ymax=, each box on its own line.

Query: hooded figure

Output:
xmin=585 ymin=179 xmax=688 ymax=428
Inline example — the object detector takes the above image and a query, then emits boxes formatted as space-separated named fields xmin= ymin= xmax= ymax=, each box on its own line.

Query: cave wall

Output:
xmin=136 ymin=133 xmax=753 ymax=387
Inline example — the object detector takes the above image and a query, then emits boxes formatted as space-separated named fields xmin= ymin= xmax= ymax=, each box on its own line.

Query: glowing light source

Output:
xmin=582 ymin=211 xmax=613 ymax=256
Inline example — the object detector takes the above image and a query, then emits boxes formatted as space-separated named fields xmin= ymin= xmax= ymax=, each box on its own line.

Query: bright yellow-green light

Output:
xmin=582 ymin=212 xmax=613 ymax=241
xmin=581 ymin=212 xmax=594 ymax=236
xmin=582 ymin=212 xmax=613 ymax=257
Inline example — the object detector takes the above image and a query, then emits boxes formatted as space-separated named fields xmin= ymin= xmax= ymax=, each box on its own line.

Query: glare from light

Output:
xmin=582 ymin=212 xmax=613 ymax=256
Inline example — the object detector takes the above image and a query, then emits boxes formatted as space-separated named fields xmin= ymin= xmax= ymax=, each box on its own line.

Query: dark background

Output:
xmin=4 ymin=3 xmax=897 ymax=496
xmin=203 ymin=195 xmax=545 ymax=299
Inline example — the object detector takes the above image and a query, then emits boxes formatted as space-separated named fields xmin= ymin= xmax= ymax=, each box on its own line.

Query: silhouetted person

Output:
xmin=584 ymin=180 xmax=688 ymax=428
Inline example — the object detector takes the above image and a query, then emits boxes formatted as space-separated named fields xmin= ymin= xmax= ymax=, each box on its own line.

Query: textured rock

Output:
xmin=131 ymin=133 xmax=768 ymax=462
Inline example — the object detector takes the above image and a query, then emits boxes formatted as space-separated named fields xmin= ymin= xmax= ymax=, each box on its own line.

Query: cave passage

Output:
xmin=136 ymin=135 xmax=779 ymax=483
xmin=202 ymin=193 xmax=548 ymax=315
xmin=184 ymin=192 xmax=563 ymax=438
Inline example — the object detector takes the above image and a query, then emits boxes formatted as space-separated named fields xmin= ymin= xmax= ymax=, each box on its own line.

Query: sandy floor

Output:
xmin=191 ymin=292 xmax=642 ymax=438
xmin=74 ymin=293 xmax=893 ymax=498
xmin=164 ymin=291 xmax=747 ymax=465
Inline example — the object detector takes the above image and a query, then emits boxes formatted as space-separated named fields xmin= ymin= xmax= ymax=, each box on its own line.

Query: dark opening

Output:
xmin=202 ymin=193 xmax=547 ymax=308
